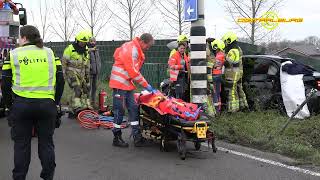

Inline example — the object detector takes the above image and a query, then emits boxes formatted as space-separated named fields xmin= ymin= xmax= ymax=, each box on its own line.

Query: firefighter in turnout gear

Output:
xmin=62 ymin=30 xmax=92 ymax=116
xmin=222 ymin=32 xmax=248 ymax=112
xmin=168 ymin=42 xmax=190 ymax=101
xmin=109 ymin=33 xmax=156 ymax=147
xmin=1 ymin=25 xmax=65 ymax=180
xmin=206 ymin=38 xmax=217 ymax=117
xmin=206 ymin=38 xmax=216 ymax=86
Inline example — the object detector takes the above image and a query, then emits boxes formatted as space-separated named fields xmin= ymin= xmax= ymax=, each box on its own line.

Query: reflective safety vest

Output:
xmin=224 ymin=47 xmax=243 ymax=80
xmin=168 ymin=51 xmax=190 ymax=82
xmin=62 ymin=44 xmax=90 ymax=74
xmin=109 ymin=37 xmax=148 ymax=91
xmin=6 ymin=45 xmax=59 ymax=100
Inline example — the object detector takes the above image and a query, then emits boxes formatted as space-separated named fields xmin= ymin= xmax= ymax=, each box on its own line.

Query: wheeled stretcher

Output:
xmin=135 ymin=92 xmax=217 ymax=160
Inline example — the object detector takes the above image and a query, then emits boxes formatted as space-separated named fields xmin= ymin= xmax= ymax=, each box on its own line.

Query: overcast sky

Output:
xmin=16 ymin=0 xmax=320 ymax=42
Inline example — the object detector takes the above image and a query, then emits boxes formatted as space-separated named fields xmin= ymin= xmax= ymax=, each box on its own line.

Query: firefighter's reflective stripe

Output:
xmin=65 ymin=59 xmax=86 ymax=67
xmin=231 ymin=72 xmax=239 ymax=102
xmin=207 ymin=60 xmax=214 ymax=82
xmin=66 ymin=66 xmax=83 ymax=73
xmin=130 ymin=121 xmax=139 ymax=126
xmin=113 ymin=123 xmax=122 ymax=128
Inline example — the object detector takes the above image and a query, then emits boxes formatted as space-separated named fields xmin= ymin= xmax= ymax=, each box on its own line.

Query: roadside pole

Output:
xmin=185 ymin=0 xmax=207 ymax=104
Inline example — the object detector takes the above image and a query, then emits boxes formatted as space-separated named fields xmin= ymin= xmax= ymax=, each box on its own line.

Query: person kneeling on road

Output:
xmin=109 ymin=33 xmax=156 ymax=147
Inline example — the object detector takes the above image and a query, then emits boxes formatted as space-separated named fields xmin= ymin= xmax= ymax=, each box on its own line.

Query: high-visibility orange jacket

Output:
xmin=168 ymin=51 xmax=190 ymax=82
xmin=109 ymin=37 xmax=149 ymax=90
xmin=212 ymin=51 xmax=225 ymax=75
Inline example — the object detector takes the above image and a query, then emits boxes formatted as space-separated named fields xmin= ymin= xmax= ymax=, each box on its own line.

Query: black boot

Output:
xmin=134 ymin=134 xmax=153 ymax=147
xmin=112 ymin=131 xmax=129 ymax=148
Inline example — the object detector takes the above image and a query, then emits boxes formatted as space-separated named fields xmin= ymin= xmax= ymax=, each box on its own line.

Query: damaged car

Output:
xmin=241 ymin=55 xmax=320 ymax=115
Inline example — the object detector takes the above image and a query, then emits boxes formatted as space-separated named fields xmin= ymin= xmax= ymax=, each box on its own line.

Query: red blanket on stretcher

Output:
xmin=134 ymin=91 xmax=201 ymax=121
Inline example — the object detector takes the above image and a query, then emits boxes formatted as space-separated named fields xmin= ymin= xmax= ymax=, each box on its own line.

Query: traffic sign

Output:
xmin=184 ymin=0 xmax=198 ymax=22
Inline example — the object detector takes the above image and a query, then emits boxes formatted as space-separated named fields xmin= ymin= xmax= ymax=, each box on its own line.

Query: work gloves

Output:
xmin=145 ymin=84 xmax=158 ymax=94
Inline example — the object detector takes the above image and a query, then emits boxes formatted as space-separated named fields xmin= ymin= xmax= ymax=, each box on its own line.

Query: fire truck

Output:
xmin=0 ymin=2 xmax=27 ymax=116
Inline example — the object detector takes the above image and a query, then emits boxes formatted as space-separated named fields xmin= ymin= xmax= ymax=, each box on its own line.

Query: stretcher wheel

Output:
xmin=194 ymin=141 xmax=201 ymax=151
xmin=177 ymin=133 xmax=186 ymax=160
xmin=160 ymin=136 xmax=169 ymax=152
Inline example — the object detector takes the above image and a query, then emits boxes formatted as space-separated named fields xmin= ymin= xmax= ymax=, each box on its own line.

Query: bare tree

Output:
xmin=75 ymin=0 xmax=112 ymax=38
xmin=304 ymin=36 xmax=320 ymax=46
xmin=225 ymin=0 xmax=284 ymax=45
xmin=107 ymin=0 xmax=154 ymax=40
xmin=51 ymin=0 xmax=78 ymax=41
xmin=153 ymin=0 xmax=190 ymax=37
xmin=31 ymin=0 xmax=51 ymax=41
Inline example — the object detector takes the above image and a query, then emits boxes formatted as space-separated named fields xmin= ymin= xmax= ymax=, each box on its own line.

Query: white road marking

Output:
xmin=216 ymin=146 xmax=320 ymax=177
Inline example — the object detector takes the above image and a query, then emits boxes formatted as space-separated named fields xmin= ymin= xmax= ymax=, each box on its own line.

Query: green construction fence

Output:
xmin=45 ymin=40 xmax=263 ymax=88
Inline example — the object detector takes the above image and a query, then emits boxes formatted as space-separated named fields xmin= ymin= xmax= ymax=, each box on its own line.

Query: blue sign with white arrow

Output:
xmin=184 ymin=0 xmax=198 ymax=22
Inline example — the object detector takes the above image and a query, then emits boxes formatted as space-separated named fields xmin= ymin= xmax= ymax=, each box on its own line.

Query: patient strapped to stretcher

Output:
xmin=135 ymin=91 xmax=201 ymax=121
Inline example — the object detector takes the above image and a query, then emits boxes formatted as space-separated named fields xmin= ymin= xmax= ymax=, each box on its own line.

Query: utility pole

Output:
xmin=188 ymin=0 xmax=206 ymax=104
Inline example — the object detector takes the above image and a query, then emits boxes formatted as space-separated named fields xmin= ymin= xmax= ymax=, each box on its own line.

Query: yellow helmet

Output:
xmin=75 ymin=30 xmax=92 ymax=43
xmin=222 ymin=31 xmax=238 ymax=44
xmin=177 ymin=34 xmax=188 ymax=43
xmin=211 ymin=39 xmax=225 ymax=51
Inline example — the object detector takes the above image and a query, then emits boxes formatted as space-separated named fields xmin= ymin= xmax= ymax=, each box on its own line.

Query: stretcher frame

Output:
xmin=139 ymin=105 xmax=217 ymax=160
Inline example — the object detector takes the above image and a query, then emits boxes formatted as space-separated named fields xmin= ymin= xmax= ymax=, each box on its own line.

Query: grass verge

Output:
xmin=212 ymin=111 xmax=320 ymax=165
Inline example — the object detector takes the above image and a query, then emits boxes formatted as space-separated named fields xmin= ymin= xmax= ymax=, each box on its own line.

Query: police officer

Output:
xmin=1 ymin=25 xmax=65 ymax=180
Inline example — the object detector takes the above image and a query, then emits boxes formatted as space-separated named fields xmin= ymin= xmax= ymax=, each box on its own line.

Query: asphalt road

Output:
xmin=0 ymin=116 xmax=320 ymax=180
